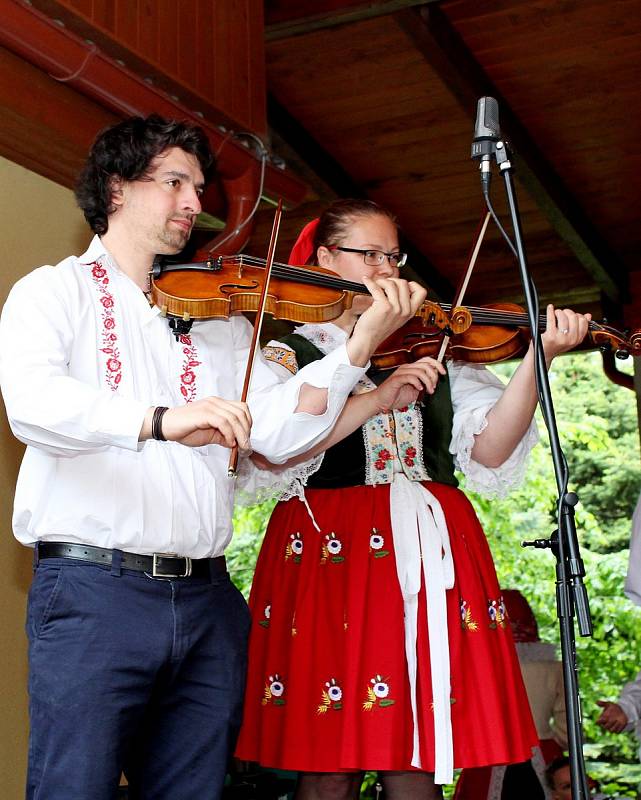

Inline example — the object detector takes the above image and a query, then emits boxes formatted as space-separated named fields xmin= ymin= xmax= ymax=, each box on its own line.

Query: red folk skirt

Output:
xmin=235 ymin=482 xmax=538 ymax=774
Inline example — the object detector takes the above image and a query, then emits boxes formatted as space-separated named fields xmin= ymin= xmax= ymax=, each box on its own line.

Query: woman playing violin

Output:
xmin=235 ymin=198 xmax=590 ymax=799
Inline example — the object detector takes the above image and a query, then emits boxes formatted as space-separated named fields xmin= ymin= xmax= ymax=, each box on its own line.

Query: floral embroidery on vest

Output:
xmin=488 ymin=595 xmax=507 ymax=629
xmin=393 ymin=404 xmax=428 ymax=480
xmin=362 ymin=399 xmax=429 ymax=485
xmin=460 ymin=598 xmax=479 ymax=631
xmin=178 ymin=334 xmax=201 ymax=403
xmin=262 ymin=674 xmax=286 ymax=706
xmin=321 ymin=532 xmax=344 ymax=564
xmin=317 ymin=678 xmax=343 ymax=713
xmin=362 ymin=674 xmax=396 ymax=710
xmin=360 ymin=393 xmax=397 ymax=484
xmin=263 ymin=345 xmax=298 ymax=375
xmin=88 ymin=262 xmax=121 ymax=392
xmin=288 ymin=322 xmax=434 ymax=485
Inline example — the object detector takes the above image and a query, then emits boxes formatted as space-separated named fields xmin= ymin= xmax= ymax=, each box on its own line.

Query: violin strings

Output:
xmin=189 ymin=255 xmax=601 ymax=333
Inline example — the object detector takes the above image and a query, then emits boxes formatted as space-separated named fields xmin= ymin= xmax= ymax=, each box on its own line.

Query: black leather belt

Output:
xmin=37 ymin=542 xmax=226 ymax=580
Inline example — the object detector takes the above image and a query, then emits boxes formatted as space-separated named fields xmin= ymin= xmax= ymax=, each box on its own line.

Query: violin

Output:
xmin=370 ymin=302 xmax=640 ymax=369
xmin=150 ymin=252 xmax=373 ymax=328
xmin=149 ymin=254 xmax=638 ymax=364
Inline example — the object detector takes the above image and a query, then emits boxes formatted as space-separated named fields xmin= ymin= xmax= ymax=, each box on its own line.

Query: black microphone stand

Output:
xmin=482 ymin=134 xmax=592 ymax=799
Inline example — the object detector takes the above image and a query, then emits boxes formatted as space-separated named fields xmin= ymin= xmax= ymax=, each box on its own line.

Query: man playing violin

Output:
xmin=0 ymin=116 xmax=433 ymax=800
xmin=235 ymin=198 xmax=591 ymax=800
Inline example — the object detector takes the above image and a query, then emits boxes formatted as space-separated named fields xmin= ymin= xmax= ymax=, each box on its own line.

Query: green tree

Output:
xmin=474 ymin=352 xmax=641 ymax=796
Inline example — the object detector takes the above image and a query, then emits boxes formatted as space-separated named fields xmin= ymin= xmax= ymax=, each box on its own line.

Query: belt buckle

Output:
xmin=152 ymin=552 xmax=192 ymax=578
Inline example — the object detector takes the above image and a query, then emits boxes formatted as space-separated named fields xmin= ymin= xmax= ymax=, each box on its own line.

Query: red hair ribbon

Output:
xmin=288 ymin=218 xmax=320 ymax=265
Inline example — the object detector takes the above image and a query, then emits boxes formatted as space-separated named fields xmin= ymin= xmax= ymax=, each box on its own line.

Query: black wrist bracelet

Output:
xmin=151 ymin=406 xmax=169 ymax=441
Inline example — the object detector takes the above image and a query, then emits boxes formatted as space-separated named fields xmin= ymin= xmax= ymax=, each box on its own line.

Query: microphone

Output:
xmin=471 ymin=97 xmax=500 ymax=189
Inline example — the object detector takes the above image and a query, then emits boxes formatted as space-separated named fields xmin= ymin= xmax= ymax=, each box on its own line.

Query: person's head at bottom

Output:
xmin=546 ymin=757 xmax=601 ymax=799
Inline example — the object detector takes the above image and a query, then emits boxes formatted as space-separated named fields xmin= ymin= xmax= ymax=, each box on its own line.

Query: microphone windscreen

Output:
xmin=474 ymin=97 xmax=500 ymax=140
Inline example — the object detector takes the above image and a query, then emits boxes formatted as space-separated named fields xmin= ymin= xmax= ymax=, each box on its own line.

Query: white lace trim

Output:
xmin=486 ymin=747 xmax=549 ymax=800
xmin=234 ymin=452 xmax=325 ymax=506
xmin=531 ymin=745 xmax=554 ymax=800
xmin=487 ymin=765 xmax=506 ymax=800
xmin=278 ymin=454 xmax=326 ymax=501
xmin=237 ymin=321 xmax=345 ymax=505
xmin=453 ymin=403 xmax=538 ymax=498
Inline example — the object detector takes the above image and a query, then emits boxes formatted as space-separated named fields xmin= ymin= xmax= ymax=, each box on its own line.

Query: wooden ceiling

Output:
xmin=248 ymin=0 xmax=641 ymax=331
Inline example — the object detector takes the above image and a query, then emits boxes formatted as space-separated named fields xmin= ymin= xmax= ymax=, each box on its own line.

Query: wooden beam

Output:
xmin=395 ymin=4 xmax=628 ymax=305
xmin=265 ymin=0 xmax=438 ymax=41
xmin=268 ymin=93 xmax=455 ymax=299
xmin=0 ymin=0 xmax=307 ymax=206
xmin=0 ymin=45 xmax=116 ymax=188
xmin=29 ymin=0 xmax=267 ymax=137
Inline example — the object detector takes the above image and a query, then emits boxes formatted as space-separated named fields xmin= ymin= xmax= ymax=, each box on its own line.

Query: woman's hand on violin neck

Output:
xmin=541 ymin=304 xmax=591 ymax=364
xmin=373 ymin=357 xmax=447 ymax=414
xmin=346 ymin=276 xmax=427 ymax=367
xmin=140 ymin=398 xmax=252 ymax=449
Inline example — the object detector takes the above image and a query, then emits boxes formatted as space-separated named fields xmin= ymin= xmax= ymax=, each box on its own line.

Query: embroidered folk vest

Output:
xmin=280 ymin=333 xmax=458 ymax=489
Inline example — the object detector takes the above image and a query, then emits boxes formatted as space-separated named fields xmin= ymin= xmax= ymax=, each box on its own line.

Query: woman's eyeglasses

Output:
xmin=329 ymin=246 xmax=408 ymax=269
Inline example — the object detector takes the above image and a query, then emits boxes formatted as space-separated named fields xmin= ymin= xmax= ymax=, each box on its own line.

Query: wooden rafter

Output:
xmin=265 ymin=0 xmax=439 ymax=41
xmin=395 ymin=4 xmax=628 ymax=305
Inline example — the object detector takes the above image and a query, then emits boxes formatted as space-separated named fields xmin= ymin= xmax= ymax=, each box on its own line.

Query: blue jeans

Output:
xmin=26 ymin=556 xmax=250 ymax=800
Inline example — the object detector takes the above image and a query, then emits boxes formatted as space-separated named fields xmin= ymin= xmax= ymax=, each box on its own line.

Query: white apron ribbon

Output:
xmin=390 ymin=474 xmax=455 ymax=784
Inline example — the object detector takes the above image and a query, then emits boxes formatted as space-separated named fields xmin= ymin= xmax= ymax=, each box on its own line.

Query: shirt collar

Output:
xmin=77 ymin=234 xmax=110 ymax=265
xmin=78 ymin=235 xmax=161 ymax=325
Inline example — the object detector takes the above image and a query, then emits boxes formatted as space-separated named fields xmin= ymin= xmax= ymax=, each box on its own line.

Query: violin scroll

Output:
xmin=590 ymin=322 xmax=641 ymax=359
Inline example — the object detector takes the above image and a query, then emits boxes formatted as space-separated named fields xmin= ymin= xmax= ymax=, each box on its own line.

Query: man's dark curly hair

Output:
xmin=75 ymin=114 xmax=215 ymax=234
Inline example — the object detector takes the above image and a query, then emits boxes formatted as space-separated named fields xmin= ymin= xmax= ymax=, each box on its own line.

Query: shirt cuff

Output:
xmin=297 ymin=342 xmax=369 ymax=391
xmin=619 ymin=696 xmax=640 ymax=726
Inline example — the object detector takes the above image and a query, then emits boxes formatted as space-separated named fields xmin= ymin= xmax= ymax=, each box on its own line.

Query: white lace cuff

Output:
xmin=452 ymin=403 xmax=539 ymax=498
xmin=234 ymin=452 xmax=325 ymax=506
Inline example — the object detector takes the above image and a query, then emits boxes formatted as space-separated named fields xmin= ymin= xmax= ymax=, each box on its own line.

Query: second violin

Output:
xmin=371 ymin=301 xmax=639 ymax=369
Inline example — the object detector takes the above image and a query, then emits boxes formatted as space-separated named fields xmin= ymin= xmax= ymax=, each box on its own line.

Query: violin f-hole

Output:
xmin=220 ymin=280 xmax=260 ymax=295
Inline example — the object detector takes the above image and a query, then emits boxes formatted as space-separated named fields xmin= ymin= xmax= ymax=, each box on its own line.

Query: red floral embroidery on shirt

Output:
xmin=88 ymin=262 xmax=121 ymax=391
xmin=179 ymin=334 xmax=201 ymax=403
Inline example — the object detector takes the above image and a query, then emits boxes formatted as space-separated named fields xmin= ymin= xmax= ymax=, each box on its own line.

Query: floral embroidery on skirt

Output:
xmin=236 ymin=482 xmax=537 ymax=773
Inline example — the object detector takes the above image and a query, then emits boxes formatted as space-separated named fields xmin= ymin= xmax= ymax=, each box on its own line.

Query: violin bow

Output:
xmin=435 ymin=211 xmax=491 ymax=363
xmin=228 ymin=198 xmax=283 ymax=477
